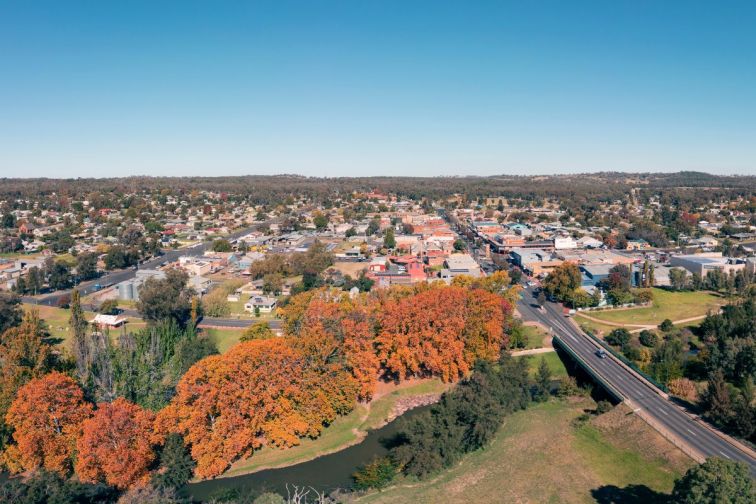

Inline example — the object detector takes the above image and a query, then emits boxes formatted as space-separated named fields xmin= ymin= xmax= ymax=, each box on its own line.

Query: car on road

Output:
xmin=595 ymin=349 xmax=607 ymax=359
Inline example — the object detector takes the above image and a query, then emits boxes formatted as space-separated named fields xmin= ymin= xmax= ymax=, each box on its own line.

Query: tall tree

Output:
xmin=0 ymin=291 xmax=21 ymax=335
xmin=0 ymin=310 xmax=56 ymax=453
xmin=672 ymin=458 xmax=754 ymax=504
xmin=75 ymin=397 xmax=159 ymax=489
xmin=5 ymin=372 xmax=92 ymax=475
xmin=137 ymin=269 xmax=194 ymax=325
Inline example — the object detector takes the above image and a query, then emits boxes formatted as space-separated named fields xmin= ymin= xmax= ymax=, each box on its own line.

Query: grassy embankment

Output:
xmin=356 ymin=398 xmax=693 ymax=504
xmin=221 ymin=378 xmax=450 ymax=478
xmin=574 ymin=288 xmax=725 ymax=336
xmin=521 ymin=324 xmax=551 ymax=349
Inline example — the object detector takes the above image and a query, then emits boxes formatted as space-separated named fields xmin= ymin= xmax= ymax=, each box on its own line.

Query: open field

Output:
xmin=24 ymin=304 xmax=145 ymax=350
xmin=574 ymin=289 xmax=725 ymax=332
xmin=574 ymin=316 xmax=619 ymax=336
xmin=220 ymin=378 xmax=448 ymax=478
xmin=519 ymin=351 xmax=568 ymax=379
xmin=522 ymin=324 xmax=551 ymax=349
xmin=202 ymin=327 xmax=245 ymax=353
xmin=356 ymin=399 xmax=692 ymax=504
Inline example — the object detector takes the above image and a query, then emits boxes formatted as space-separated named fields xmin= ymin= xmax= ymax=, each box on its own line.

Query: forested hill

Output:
xmin=0 ymin=172 xmax=754 ymax=206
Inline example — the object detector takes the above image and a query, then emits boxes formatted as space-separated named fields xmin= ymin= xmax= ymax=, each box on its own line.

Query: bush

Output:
xmin=254 ymin=492 xmax=286 ymax=504
xmin=99 ymin=299 xmax=120 ymax=315
xmin=352 ymin=456 xmax=397 ymax=490
xmin=659 ymin=319 xmax=675 ymax=332
xmin=638 ymin=330 xmax=658 ymax=347
xmin=605 ymin=328 xmax=631 ymax=349
xmin=595 ymin=400 xmax=613 ymax=415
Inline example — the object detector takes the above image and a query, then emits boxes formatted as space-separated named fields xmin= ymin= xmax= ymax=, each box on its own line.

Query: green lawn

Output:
xmin=519 ymin=351 xmax=568 ymax=379
xmin=220 ymin=379 xmax=448 ymax=478
xmin=578 ymin=289 xmax=724 ymax=327
xmin=26 ymin=304 xmax=144 ymax=350
xmin=356 ymin=400 xmax=689 ymax=504
xmin=522 ymin=324 xmax=551 ymax=349
xmin=202 ymin=327 xmax=245 ymax=353
xmin=574 ymin=315 xmax=618 ymax=336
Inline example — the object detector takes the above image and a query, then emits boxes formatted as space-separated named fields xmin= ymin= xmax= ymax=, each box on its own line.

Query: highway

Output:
xmin=518 ymin=285 xmax=756 ymax=475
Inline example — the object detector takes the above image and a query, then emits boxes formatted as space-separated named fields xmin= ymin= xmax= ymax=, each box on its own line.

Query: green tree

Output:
xmin=701 ymin=371 xmax=733 ymax=426
xmin=352 ymin=456 xmax=397 ymax=490
xmin=137 ymin=269 xmax=194 ymax=325
xmin=606 ymin=328 xmax=632 ymax=349
xmin=672 ymin=458 xmax=754 ymax=504
xmin=151 ymin=433 xmax=195 ymax=491
xmin=46 ymin=260 xmax=73 ymax=290
xmin=312 ymin=211 xmax=329 ymax=230
xmin=669 ymin=267 xmax=689 ymax=291
xmin=211 ymin=238 xmax=232 ymax=252
xmin=534 ymin=357 xmax=552 ymax=401
xmin=99 ymin=299 xmax=120 ymax=315
xmin=638 ymin=330 xmax=658 ymax=348
xmin=241 ymin=322 xmax=275 ymax=341
xmin=384 ymin=227 xmax=396 ymax=249
xmin=543 ymin=262 xmax=582 ymax=302
xmin=75 ymin=252 xmax=99 ymax=281
xmin=0 ymin=291 xmax=22 ymax=335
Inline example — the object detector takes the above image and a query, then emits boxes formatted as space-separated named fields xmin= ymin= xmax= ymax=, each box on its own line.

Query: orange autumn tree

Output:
xmin=158 ymin=338 xmax=358 ymax=478
xmin=460 ymin=288 xmax=511 ymax=364
xmin=377 ymin=286 xmax=470 ymax=382
xmin=5 ymin=371 xmax=92 ymax=475
xmin=377 ymin=285 xmax=512 ymax=382
xmin=75 ymin=397 xmax=159 ymax=489
xmin=290 ymin=292 xmax=379 ymax=400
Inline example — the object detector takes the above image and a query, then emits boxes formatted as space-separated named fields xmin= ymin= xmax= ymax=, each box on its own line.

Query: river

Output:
xmin=186 ymin=404 xmax=429 ymax=502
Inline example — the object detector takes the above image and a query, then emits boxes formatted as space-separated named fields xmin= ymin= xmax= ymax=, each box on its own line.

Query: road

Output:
xmin=22 ymin=221 xmax=276 ymax=307
xmin=518 ymin=285 xmax=756 ymax=475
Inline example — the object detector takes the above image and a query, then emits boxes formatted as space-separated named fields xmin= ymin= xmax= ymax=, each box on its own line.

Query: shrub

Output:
xmin=352 ymin=456 xmax=397 ymax=490
xmin=639 ymin=330 xmax=658 ymax=347
xmin=605 ymin=328 xmax=631 ymax=348
xmin=659 ymin=319 xmax=675 ymax=332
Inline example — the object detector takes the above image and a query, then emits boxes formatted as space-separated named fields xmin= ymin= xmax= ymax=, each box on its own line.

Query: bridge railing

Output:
xmin=552 ymin=336 xmax=624 ymax=402
xmin=582 ymin=329 xmax=669 ymax=393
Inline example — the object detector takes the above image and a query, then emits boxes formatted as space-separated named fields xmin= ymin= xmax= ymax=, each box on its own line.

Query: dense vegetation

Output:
xmin=0 ymin=276 xmax=517 ymax=494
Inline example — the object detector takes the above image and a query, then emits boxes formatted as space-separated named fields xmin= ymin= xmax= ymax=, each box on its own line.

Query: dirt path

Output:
xmin=511 ymin=347 xmax=555 ymax=357
xmin=577 ymin=311 xmax=714 ymax=335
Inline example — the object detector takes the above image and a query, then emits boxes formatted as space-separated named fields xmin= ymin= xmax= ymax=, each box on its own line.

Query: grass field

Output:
xmin=519 ymin=351 xmax=568 ymax=379
xmin=576 ymin=289 xmax=724 ymax=329
xmin=221 ymin=378 xmax=448 ymax=478
xmin=574 ymin=316 xmax=619 ymax=336
xmin=202 ymin=327 xmax=246 ymax=353
xmin=522 ymin=324 xmax=551 ymax=349
xmin=24 ymin=304 xmax=145 ymax=350
xmin=356 ymin=400 xmax=691 ymax=504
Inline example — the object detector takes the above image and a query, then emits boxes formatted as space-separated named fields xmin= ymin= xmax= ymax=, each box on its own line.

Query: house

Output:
xmin=90 ymin=314 xmax=127 ymax=328
xmin=244 ymin=296 xmax=277 ymax=313
xmin=626 ymin=239 xmax=651 ymax=250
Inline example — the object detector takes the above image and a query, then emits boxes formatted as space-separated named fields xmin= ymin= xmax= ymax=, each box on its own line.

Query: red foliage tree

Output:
xmin=5 ymin=371 xmax=92 ymax=475
xmin=75 ymin=397 xmax=159 ymax=489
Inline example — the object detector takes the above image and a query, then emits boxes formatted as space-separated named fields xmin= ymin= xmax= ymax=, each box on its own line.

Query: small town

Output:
xmin=1 ymin=2 xmax=755 ymax=504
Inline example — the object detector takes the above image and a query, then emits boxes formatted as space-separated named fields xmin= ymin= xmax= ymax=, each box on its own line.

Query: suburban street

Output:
xmin=518 ymin=285 xmax=756 ymax=476
xmin=21 ymin=220 xmax=279 ymax=308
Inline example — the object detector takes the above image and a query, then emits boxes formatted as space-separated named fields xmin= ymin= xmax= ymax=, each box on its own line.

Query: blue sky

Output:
xmin=1 ymin=1 xmax=755 ymax=177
